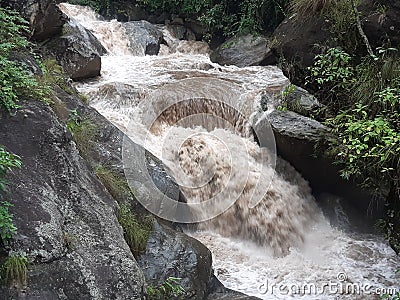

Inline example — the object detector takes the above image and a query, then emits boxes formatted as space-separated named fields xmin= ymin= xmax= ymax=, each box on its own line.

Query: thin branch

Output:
xmin=351 ymin=0 xmax=374 ymax=56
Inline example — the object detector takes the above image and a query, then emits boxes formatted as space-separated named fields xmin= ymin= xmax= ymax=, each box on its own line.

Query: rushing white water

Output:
xmin=60 ymin=4 xmax=400 ymax=299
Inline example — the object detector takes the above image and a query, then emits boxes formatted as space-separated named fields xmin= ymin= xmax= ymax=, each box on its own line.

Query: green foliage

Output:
xmin=328 ymin=105 xmax=399 ymax=183
xmin=0 ymin=146 xmax=21 ymax=193
xmin=117 ymin=205 xmax=153 ymax=258
xmin=66 ymin=110 xmax=98 ymax=158
xmin=95 ymin=165 xmax=132 ymax=202
xmin=39 ymin=59 xmax=74 ymax=96
xmin=0 ymin=202 xmax=17 ymax=246
xmin=0 ymin=146 xmax=20 ymax=246
xmin=309 ymin=47 xmax=400 ymax=251
xmin=0 ymin=8 xmax=29 ymax=56
xmin=0 ymin=8 xmax=50 ymax=112
xmin=70 ymin=0 xmax=289 ymax=38
xmin=147 ymin=277 xmax=185 ymax=300
xmin=1 ymin=255 xmax=28 ymax=288
xmin=307 ymin=47 xmax=354 ymax=105
xmin=381 ymin=293 xmax=400 ymax=300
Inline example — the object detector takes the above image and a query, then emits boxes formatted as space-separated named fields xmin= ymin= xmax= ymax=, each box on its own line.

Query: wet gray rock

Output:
xmin=123 ymin=21 xmax=163 ymax=56
xmin=260 ymin=85 xmax=324 ymax=117
xmin=254 ymin=110 xmax=379 ymax=221
xmin=266 ymin=110 xmax=327 ymax=142
xmin=210 ymin=34 xmax=275 ymax=67
xmin=0 ymin=100 xmax=145 ymax=299
xmin=138 ymin=222 xmax=212 ymax=299
xmin=45 ymin=18 xmax=107 ymax=80
xmin=206 ymin=276 xmax=261 ymax=300
xmin=166 ymin=24 xmax=196 ymax=41
xmin=1 ymin=0 xmax=66 ymax=40
xmin=281 ymin=85 xmax=324 ymax=116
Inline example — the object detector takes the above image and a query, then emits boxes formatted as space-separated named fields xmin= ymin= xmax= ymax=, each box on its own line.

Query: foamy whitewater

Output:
xmin=59 ymin=3 xmax=400 ymax=299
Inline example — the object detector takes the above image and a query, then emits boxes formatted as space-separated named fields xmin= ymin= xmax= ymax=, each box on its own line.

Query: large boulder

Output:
xmin=0 ymin=0 xmax=66 ymax=40
xmin=0 ymin=100 xmax=145 ymax=299
xmin=260 ymin=84 xmax=324 ymax=117
xmin=271 ymin=16 xmax=331 ymax=72
xmin=253 ymin=110 xmax=382 ymax=225
xmin=45 ymin=18 xmax=107 ymax=80
xmin=138 ymin=222 xmax=213 ymax=299
xmin=210 ymin=34 xmax=276 ymax=67
xmin=123 ymin=20 xmax=163 ymax=56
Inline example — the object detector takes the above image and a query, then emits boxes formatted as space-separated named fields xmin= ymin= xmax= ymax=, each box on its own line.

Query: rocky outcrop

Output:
xmin=210 ymin=34 xmax=276 ymax=67
xmin=271 ymin=16 xmax=331 ymax=73
xmin=123 ymin=21 xmax=163 ymax=56
xmin=265 ymin=110 xmax=328 ymax=142
xmin=50 ymin=81 xmax=215 ymax=298
xmin=44 ymin=18 xmax=107 ymax=80
xmin=138 ymin=222 xmax=212 ymax=299
xmin=0 ymin=99 xmax=145 ymax=299
xmin=253 ymin=109 xmax=382 ymax=224
xmin=260 ymin=84 xmax=324 ymax=117
xmin=1 ymin=0 xmax=65 ymax=40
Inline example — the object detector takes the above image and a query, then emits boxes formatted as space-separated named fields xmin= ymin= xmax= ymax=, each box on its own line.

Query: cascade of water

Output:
xmin=59 ymin=3 xmax=400 ymax=299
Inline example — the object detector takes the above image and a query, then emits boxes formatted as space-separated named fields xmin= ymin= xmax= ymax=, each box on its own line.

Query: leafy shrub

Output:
xmin=117 ymin=205 xmax=153 ymax=258
xmin=306 ymin=47 xmax=354 ymax=106
xmin=0 ymin=146 xmax=21 ymax=193
xmin=0 ymin=8 xmax=50 ymax=112
xmin=1 ymin=255 xmax=28 ymax=288
xmin=309 ymin=47 xmax=400 ymax=252
xmin=0 ymin=146 xmax=20 ymax=246
xmin=0 ymin=202 xmax=17 ymax=246
xmin=68 ymin=0 xmax=289 ymax=38
xmin=147 ymin=277 xmax=185 ymax=300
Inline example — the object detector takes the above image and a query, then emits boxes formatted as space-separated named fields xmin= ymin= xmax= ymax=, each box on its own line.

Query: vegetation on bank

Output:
xmin=1 ymin=255 xmax=28 ymax=288
xmin=68 ymin=0 xmax=290 ymax=38
xmin=0 ymin=8 xmax=50 ymax=112
xmin=117 ymin=204 xmax=153 ymax=258
xmin=147 ymin=277 xmax=185 ymax=300
xmin=292 ymin=0 xmax=400 ymax=253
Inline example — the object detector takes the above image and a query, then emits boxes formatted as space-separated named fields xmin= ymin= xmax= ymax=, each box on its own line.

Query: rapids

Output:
xmin=59 ymin=3 xmax=400 ymax=299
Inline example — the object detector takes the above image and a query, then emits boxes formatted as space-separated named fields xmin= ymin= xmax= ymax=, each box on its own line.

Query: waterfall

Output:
xmin=59 ymin=3 xmax=400 ymax=299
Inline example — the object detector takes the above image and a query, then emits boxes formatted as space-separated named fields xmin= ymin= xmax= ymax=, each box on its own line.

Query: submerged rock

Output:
xmin=45 ymin=18 xmax=107 ymax=80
